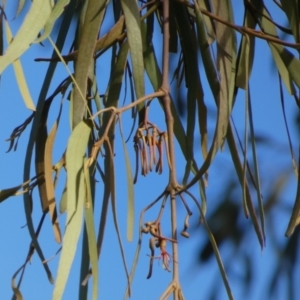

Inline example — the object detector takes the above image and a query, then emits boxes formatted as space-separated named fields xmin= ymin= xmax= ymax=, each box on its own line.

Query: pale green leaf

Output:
xmin=280 ymin=0 xmax=299 ymax=43
xmin=194 ymin=1 xmax=219 ymax=98
xmin=53 ymin=120 xmax=92 ymax=299
xmin=53 ymin=167 xmax=85 ymax=300
xmin=35 ymin=0 xmax=71 ymax=43
xmin=0 ymin=1 xmax=53 ymax=74
xmin=4 ymin=21 xmax=36 ymax=111
xmin=211 ymin=0 xmax=237 ymax=114
xmin=72 ymin=0 xmax=107 ymax=128
xmin=272 ymin=43 xmax=300 ymax=90
xmin=14 ymin=0 xmax=26 ymax=18
xmin=257 ymin=3 xmax=295 ymax=94
xmin=119 ymin=117 xmax=134 ymax=242
xmin=121 ymin=0 xmax=145 ymax=103
xmin=66 ymin=120 xmax=92 ymax=217
xmin=83 ymin=162 xmax=98 ymax=300
xmin=59 ymin=184 xmax=67 ymax=214
xmin=22 ymin=0 xmax=77 ymax=286
xmin=197 ymin=0 xmax=215 ymax=44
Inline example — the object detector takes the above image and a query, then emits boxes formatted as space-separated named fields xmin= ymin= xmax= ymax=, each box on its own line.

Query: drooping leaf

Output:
xmin=199 ymin=200 xmax=234 ymax=300
xmin=280 ymin=0 xmax=300 ymax=43
xmin=172 ymin=4 xmax=203 ymax=184
xmin=4 ymin=20 xmax=36 ymax=111
xmin=14 ymin=0 xmax=26 ymax=18
xmin=83 ymin=160 xmax=98 ymax=300
xmin=35 ymin=0 xmax=71 ymax=43
xmin=106 ymin=139 xmax=131 ymax=296
xmin=44 ymin=97 xmax=64 ymax=243
xmin=22 ymin=0 xmax=77 ymax=285
xmin=286 ymin=147 xmax=300 ymax=237
xmin=236 ymin=9 xmax=256 ymax=90
xmin=248 ymin=90 xmax=266 ymax=243
xmin=53 ymin=120 xmax=92 ymax=299
xmin=226 ymin=124 xmax=265 ymax=249
xmin=211 ymin=0 xmax=237 ymax=113
xmin=197 ymin=0 xmax=215 ymax=44
xmin=119 ymin=117 xmax=135 ymax=242
xmin=0 ymin=1 xmax=53 ymax=74
xmin=194 ymin=1 xmax=220 ymax=99
xmin=121 ymin=0 xmax=145 ymax=113
xmin=59 ymin=183 xmax=67 ymax=214
xmin=72 ymin=0 xmax=107 ymax=128
xmin=251 ymin=1 xmax=295 ymax=94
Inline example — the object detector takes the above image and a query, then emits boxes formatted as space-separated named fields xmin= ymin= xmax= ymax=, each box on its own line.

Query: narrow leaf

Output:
xmin=121 ymin=0 xmax=145 ymax=107
xmin=227 ymin=124 xmax=265 ymax=249
xmin=248 ymin=90 xmax=265 ymax=243
xmin=44 ymin=98 xmax=64 ymax=243
xmin=5 ymin=21 xmax=36 ymax=111
xmin=72 ymin=0 xmax=107 ymax=128
xmin=236 ymin=10 xmax=256 ymax=90
xmin=286 ymin=147 xmax=300 ymax=237
xmin=35 ymin=0 xmax=71 ymax=43
xmin=119 ymin=117 xmax=135 ymax=242
xmin=53 ymin=120 xmax=92 ymax=299
xmin=83 ymin=161 xmax=98 ymax=300
xmin=106 ymin=141 xmax=131 ymax=296
xmin=0 ymin=0 xmax=53 ymax=74
xmin=199 ymin=203 xmax=234 ymax=300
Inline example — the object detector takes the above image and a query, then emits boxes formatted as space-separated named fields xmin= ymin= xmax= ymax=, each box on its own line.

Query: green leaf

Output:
xmin=83 ymin=161 xmax=98 ymax=300
xmin=119 ymin=117 xmax=135 ymax=242
xmin=66 ymin=120 xmax=92 ymax=217
xmin=35 ymin=0 xmax=71 ymax=43
xmin=59 ymin=183 xmax=67 ymax=214
xmin=199 ymin=201 xmax=234 ymax=300
xmin=53 ymin=120 xmax=92 ymax=299
xmin=0 ymin=1 xmax=53 ymax=74
xmin=257 ymin=3 xmax=295 ymax=94
xmin=272 ymin=43 xmax=300 ymax=90
xmin=14 ymin=0 xmax=26 ymax=18
xmin=121 ymin=0 xmax=145 ymax=106
xmin=72 ymin=0 xmax=107 ymax=128
xmin=106 ymin=141 xmax=131 ymax=296
xmin=285 ymin=147 xmax=300 ymax=237
xmin=172 ymin=4 xmax=200 ymax=184
xmin=141 ymin=22 xmax=188 ymax=166
xmin=194 ymin=1 xmax=220 ymax=98
xmin=226 ymin=124 xmax=265 ymax=249
xmin=211 ymin=0 xmax=237 ymax=113
xmin=236 ymin=10 xmax=256 ymax=90
xmin=22 ymin=0 xmax=77 ymax=285
xmin=280 ymin=0 xmax=299 ymax=43
xmin=197 ymin=0 xmax=216 ymax=44
xmin=4 ymin=20 xmax=36 ymax=111
xmin=248 ymin=91 xmax=265 ymax=243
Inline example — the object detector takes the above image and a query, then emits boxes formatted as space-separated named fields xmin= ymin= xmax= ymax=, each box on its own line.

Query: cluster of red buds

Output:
xmin=133 ymin=122 xmax=170 ymax=183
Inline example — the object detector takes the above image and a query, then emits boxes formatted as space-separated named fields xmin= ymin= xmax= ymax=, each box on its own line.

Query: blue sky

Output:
xmin=0 ymin=1 xmax=299 ymax=299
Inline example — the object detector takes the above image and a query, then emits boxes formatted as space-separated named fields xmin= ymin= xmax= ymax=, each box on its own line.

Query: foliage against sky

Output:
xmin=0 ymin=0 xmax=300 ymax=299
